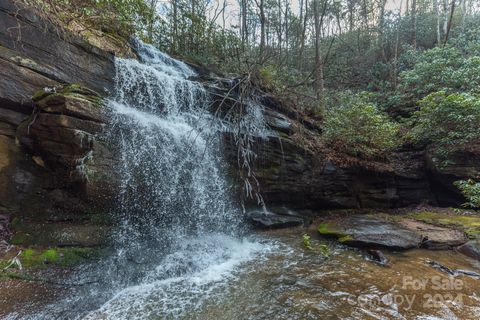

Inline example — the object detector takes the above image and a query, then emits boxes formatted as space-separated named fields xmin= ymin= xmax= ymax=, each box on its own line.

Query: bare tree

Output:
xmin=444 ymin=0 xmax=456 ymax=45
xmin=434 ymin=0 xmax=441 ymax=45
xmin=411 ymin=0 xmax=417 ymax=48
xmin=313 ymin=0 xmax=328 ymax=105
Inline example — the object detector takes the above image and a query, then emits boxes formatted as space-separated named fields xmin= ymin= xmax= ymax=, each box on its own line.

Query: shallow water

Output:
xmin=3 ymin=227 xmax=480 ymax=319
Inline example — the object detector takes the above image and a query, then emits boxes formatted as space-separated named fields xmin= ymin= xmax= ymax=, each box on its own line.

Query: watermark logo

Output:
xmin=346 ymin=276 xmax=464 ymax=311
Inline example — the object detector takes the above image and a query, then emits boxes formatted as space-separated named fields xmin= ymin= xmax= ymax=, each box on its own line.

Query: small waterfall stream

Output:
xmin=81 ymin=42 xmax=270 ymax=319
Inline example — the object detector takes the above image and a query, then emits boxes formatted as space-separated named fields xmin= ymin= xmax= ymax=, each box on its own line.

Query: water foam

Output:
xmin=84 ymin=234 xmax=266 ymax=319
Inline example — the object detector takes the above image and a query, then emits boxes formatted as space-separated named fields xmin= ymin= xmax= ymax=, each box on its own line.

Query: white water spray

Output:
xmin=79 ymin=42 xmax=270 ymax=319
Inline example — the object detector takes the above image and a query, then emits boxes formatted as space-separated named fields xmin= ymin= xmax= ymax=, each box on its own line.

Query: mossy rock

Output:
xmin=318 ymin=223 xmax=355 ymax=245
xmin=32 ymin=84 xmax=100 ymax=102
xmin=1 ymin=247 xmax=107 ymax=270
xmin=9 ymin=219 xmax=110 ymax=247
xmin=318 ymin=223 xmax=351 ymax=238
xmin=409 ymin=211 xmax=480 ymax=239
xmin=317 ymin=216 xmax=422 ymax=250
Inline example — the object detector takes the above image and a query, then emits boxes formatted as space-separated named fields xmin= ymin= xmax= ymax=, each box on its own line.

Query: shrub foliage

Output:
xmin=323 ymin=94 xmax=400 ymax=160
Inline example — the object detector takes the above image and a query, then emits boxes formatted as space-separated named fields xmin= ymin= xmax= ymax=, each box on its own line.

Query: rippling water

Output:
xmin=5 ymin=228 xmax=480 ymax=319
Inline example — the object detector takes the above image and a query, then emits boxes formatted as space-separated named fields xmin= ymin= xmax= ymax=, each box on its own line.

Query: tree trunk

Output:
xmin=444 ymin=0 xmax=456 ymax=45
xmin=241 ymin=0 xmax=248 ymax=46
xmin=411 ymin=0 xmax=417 ymax=48
xmin=443 ymin=0 xmax=449 ymax=34
xmin=378 ymin=0 xmax=387 ymax=61
xmin=434 ymin=0 xmax=441 ymax=45
xmin=393 ymin=0 xmax=404 ymax=88
xmin=299 ymin=0 xmax=308 ymax=69
xmin=313 ymin=0 xmax=326 ymax=107
xmin=260 ymin=0 xmax=265 ymax=55
xmin=348 ymin=0 xmax=354 ymax=32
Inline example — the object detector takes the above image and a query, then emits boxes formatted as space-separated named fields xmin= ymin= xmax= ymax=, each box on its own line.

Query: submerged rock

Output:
xmin=366 ymin=249 xmax=389 ymax=266
xmin=247 ymin=209 xmax=305 ymax=229
xmin=427 ymin=260 xmax=480 ymax=279
xmin=397 ymin=219 xmax=468 ymax=250
xmin=457 ymin=240 xmax=480 ymax=261
xmin=318 ymin=216 xmax=422 ymax=250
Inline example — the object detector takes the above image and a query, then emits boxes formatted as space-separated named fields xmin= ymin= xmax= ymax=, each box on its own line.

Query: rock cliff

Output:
xmin=0 ymin=0 xmax=115 ymax=246
xmin=0 ymin=0 xmax=479 ymax=242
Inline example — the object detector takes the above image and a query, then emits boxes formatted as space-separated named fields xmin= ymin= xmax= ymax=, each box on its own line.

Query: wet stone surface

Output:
xmin=247 ymin=209 xmax=305 ymax=229
xmin=318 ymin=215 xmax=423 ymax=250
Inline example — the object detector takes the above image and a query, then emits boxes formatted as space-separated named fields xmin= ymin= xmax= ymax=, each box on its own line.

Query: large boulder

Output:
xmin=317 ymin=215 xmax=423 ymax=250
xmin=246 ymin=208 xmax=306 ymax=229
xmin=15 ymin=85 xmax=117 ymax=208
xmin=397 ymin=219 xmax=468 ymax=250
xmin=457 ymin=240 xmax=480 ymax=261
xmin=0 ymin=0 xmax=121 ymax=219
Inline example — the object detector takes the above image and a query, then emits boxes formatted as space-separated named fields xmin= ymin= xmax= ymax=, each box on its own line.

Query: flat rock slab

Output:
xmin=398 ymin=219 xmax=468 ymax=250
xmin=458 ymin=240 xmax=480 ymax=261
xmin=318 ymin=216 xmax=423 ymax=250
xmin=247 ymin=210 xmax=304 ymax=229
xmin=11 ymin=222 xmax=109 ymax=247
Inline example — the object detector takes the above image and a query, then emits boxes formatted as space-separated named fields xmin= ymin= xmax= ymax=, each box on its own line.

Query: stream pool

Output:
xmin=3 ymin=227 xmax=480 ymax=320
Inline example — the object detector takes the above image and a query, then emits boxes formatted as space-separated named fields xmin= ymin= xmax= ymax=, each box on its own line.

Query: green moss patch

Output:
xmin=318 ymin=223 xmax=353 ymax=243
xmin=409 ymin=211 xmax=480 ymax=239
xmin=1 ymin=247 xmax=105 ymax=270
xmin=338 ymin=235 xmax=354 ymax=243
xmin=33 ymin=84 xmax=102 ymax=105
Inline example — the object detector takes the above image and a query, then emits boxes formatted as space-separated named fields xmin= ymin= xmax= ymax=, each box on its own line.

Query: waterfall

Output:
xmin=77 ymin=42 xmax=269 ymax=319
xmin=108 ymin=41 xmax=240 ymax=246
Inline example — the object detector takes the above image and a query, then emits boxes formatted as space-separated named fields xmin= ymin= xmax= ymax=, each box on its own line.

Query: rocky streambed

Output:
xmin=1 ymin=207 xmax=480 ymax=319
xmin=1 ymin=1 xmax=480 ymax=319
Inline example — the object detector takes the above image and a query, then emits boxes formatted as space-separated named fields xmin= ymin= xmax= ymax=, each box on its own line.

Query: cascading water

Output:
xmin=77 ymin=42 xmax=270 ymax=319
xmin=107 ymin=42 xmax=239 ymax=254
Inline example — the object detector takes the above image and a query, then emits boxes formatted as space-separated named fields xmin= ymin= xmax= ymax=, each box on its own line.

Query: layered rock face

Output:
xmin=426 ymin=147 xmax=480 ymax=206
xmin=214 ymin=85 xmax=438 ymax=210
xmin=0 ymin=0 xmax=115 ymax=244
xmin=1 ymin=0 xmax=479 ymax=230
xmin=252 ymin=136 xmax=435 ymax=209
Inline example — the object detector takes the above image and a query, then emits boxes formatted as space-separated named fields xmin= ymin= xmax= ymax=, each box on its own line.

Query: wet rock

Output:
xmin=318 ymin=216 xmax=422 ymax=250
xmin=33 ymin=85 xmax=107 ymax=123
xmin=457 ymin=240 xmax=480 ymax=261
xmin=0 ymin=213 xmax=10 ymax=241
xmin=425 ymin=147 xmax=480 ymax=206
xmin=397 ymin=219 xmax=468 ymax=250
xmin=247 ymin=209 xmax=305 ymax=229
xmin=250 ymin=139 xmax=435 ymax=210
xmin=427 ymin=260 xmax=480 ymax=279
xmin=10 ymin=221 xmax=109 ymax=247
xmin=0 ymin=0 xmax=118 ymax=223
xmin=366 ymin=249 xmax=389 ymax=266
